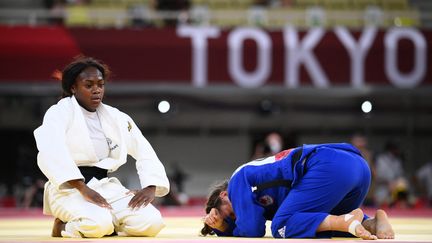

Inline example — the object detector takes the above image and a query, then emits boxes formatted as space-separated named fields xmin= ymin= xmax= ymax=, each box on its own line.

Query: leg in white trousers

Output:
xmin=46 ymin=177 xmax=165 ymax=238
xmin=111 ymin=195 xmax=165 ymax=236
xmin=47 ymin=185 xmax=115 ymax=238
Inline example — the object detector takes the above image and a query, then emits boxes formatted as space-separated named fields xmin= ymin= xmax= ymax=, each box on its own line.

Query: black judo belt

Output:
xmin=78 ymin=166 xmax=108 ymax=183
xmin=253 ymin=148 xmax=304 ymax=193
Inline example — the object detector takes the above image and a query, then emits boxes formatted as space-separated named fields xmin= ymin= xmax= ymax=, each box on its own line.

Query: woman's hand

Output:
xmin=127 ymin=185 xmax=156 ymax=210
xmin=204 ymin=208 xmax=228 ymax=232
xmin=68 ymin=179 xmax=112 ymax=209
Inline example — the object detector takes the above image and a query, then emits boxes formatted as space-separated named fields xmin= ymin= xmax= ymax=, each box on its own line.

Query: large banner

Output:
xmin=0 ymin=25 xmax=430 ymax=88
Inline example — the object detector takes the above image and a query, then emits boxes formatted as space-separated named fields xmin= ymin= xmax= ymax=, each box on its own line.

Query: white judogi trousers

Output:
xmin=45 ymin=177 xmax=164 ymax=238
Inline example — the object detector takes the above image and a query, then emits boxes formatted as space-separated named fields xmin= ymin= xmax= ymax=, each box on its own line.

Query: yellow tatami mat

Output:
xmin=0 ymin=216 xmax=432 ymax=242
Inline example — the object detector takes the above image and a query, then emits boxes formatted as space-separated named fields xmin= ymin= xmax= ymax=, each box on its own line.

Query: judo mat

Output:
xmin=1 ymin=207 xmax=432 ymax=243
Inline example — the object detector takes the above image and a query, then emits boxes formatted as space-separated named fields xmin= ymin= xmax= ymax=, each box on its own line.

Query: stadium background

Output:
xmin=0 ymin=0 xmax=431 ymax=208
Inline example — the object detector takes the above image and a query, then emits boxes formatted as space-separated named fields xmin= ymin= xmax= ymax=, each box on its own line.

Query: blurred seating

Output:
xmin=322 ymin=0 xmax=350 ymax=10
xmin=90 ymin=7 xmax=129 ymax=28
xmin=305 ymin=6 xmax=327 ymax=27
xmin=388 ymin=11 xmax=421 ymax=27
xmin=189 ymin=5 xmax=210 ymax=25
xmin=327 ymin=10 xmax=363 ymax=28
xmin=90 ymin=0 xmax=152 ymax=8
xmin=0 ymin=0 xmax=423 ymax=28
xmin=188 ymin=0 xmax=419 ymax=29
xmin=210 ymin=10 xmax=247 ymax=28
xmin=267 ymin=8 xmax=306 ymax=28
xmin=353 ymin=0 xmax=379 ymax=10
xmin=295 ymin=0 xmax=320 ymax=9
xmin=64 ymin=4 xmax=91 ymax=27
xmin=381 ymin=0 xmax=409 ymax=10
xmin=248 ymin=6 xmax=268 ymax=27
xmin=192 ymin=0 xmax=254 ymax=9
xmin=294 ymin=0 xmax=411 ymax=11
xmin=363 ymin=6 xmax=384 ymax=27
xmin=65 ymin=5 xmax=130 ymax=28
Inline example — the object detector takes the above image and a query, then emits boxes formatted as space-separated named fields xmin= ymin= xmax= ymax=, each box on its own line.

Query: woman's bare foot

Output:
xmin=51 ymin=218 xmax=65 ymax=237
xmin=362 ymin=209 xmax=395 ymax=239
xmin=345 ymin=208 xmax=377 ymax=240
xmin=318 ymin=208 xmax=377 ymax=240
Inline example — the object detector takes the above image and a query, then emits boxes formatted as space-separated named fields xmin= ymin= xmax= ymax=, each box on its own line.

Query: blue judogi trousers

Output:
xmin=270 ymin=145 xmax=371 ymax=238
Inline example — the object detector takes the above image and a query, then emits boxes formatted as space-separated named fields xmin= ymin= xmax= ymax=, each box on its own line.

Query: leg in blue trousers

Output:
xmin=271 ymin=147 xmax=371 ymax=238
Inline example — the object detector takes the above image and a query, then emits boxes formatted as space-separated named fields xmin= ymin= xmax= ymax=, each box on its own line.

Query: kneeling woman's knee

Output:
xmin=125 ymin=211 xmax=165 ymax=237
xmin=141 ymin=215 xmax=165 ymax=237
xmin=78 ymin=215 xmax=114 ymax=238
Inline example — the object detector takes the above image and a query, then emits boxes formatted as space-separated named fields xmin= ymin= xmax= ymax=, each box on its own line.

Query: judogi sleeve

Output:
xmin=34 ymin=104 xmax=84 ymax=190
xmin=124 ymin=114 xmax=170 ymax=197
xmin=228 ymin=168 xmax=267 ymax=237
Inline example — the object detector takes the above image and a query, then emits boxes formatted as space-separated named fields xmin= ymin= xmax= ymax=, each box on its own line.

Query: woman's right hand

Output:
xmin=204 ymin=208 xmax=228 ymax=232
xmin=68 ymin=179 xmax=112 ymax=209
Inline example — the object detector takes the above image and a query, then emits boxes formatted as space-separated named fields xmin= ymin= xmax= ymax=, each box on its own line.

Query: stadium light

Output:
xmin=361 ymin=100 xmax=372 ymax=114
xmin=158 ymin=100 xmax=171 ymax=114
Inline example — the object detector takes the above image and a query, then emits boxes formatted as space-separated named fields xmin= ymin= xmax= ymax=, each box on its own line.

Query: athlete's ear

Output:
xmin=219 ymin=190 xmax=228 ymax=199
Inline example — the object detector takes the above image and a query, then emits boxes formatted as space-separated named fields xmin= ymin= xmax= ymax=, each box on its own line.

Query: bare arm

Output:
xmin=128 ymin=185 xmax=156 ymax=209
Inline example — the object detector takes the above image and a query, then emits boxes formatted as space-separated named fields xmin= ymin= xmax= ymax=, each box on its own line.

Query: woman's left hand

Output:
xmin=127 ymin=185 xmax=156 ymax=209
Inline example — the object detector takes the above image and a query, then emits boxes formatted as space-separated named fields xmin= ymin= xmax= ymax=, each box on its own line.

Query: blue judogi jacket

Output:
xmin=215 ymin=143 xmax=363 ymax=237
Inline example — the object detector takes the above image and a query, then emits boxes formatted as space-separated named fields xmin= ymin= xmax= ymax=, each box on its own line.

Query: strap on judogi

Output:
xmin=253 ymin=179 xmax=292 ymax=192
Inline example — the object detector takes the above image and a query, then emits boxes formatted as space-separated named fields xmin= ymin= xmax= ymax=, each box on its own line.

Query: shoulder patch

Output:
xmin=258 ymin=195 xmax=274 ymax=206
xmin=127 ymin=121 xmax=132 ymax=132
xmin=275 ymin=149 xmax=294 ymax=160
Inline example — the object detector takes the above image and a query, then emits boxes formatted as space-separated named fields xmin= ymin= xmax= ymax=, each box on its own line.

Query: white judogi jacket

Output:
xmin=34 ymin=96 xmax=169 ymax=214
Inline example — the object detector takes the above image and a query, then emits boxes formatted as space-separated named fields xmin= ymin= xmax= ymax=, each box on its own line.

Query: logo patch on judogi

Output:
xmin=258 ymin=195 xmax=274 ymax=206
xmin=278 ymin=226 xmax=286 ymax=238
xmin=106 ymin=138 xmax=118 ymax=151
xmin=127 ymin=121 xmax=132 ymax=132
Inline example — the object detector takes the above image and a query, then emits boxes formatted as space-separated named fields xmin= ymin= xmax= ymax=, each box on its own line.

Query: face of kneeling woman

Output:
xmin=71 ymin=66 xmax=105 ymax=112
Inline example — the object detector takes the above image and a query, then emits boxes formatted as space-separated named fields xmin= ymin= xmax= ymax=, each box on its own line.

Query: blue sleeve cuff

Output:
xmin=213 ymin=217 xmax=236 ymax=236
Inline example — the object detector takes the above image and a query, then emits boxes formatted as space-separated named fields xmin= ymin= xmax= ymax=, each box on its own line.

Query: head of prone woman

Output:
xmin=201 ymin=180 xmax=236 ymax=236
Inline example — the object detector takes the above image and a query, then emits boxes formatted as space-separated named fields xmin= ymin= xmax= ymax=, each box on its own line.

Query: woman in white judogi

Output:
xmin=34 ymin=56 xmax=170 ymax=238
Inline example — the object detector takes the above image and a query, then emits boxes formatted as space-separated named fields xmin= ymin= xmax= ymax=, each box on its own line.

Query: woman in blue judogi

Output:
xmin=201 ymin=143 xmax=394 ymax=240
